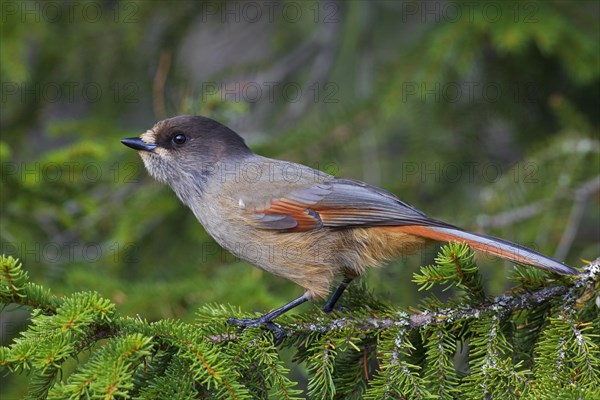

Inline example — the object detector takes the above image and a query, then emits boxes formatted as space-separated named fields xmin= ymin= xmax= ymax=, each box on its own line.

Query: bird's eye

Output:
xmin=172 ymin=133 xmax=186 ymax=145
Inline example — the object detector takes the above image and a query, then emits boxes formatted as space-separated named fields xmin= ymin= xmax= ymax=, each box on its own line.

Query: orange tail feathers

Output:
xmin=392 ymin=225 xmax=579 ymax=276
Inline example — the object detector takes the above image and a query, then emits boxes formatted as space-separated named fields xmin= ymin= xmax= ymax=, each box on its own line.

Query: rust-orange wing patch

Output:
xmin=250 ymin=198 xmax=323 ymax=232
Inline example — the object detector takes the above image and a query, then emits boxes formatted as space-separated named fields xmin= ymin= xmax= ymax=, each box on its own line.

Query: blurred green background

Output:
xmin=1 ymin=0 xmax=599 ymax=395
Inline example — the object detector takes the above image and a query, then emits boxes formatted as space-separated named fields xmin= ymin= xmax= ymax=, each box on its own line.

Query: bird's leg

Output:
xmin=322 ymin=277 xmax=354 ymax=314
xmin=228 ymin=293 xmax=310 ymax=343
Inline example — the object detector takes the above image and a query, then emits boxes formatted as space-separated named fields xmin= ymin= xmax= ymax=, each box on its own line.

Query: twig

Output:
xmin=476 ymin=200 xmax=547 ymax=230
xmin=153 ymin=50 xmax=172 ymax=120
xmin=280 ymin=259 xmax=598 ymax=337
xmin=555 ymin=176 xmax=600 ymax=260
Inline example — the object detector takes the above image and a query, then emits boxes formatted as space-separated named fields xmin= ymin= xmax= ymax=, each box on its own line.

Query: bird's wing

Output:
xmin=243 ymin=177 xmax=579 ymax=276
xmin=246 ymin=178 xmax=455 ymax=232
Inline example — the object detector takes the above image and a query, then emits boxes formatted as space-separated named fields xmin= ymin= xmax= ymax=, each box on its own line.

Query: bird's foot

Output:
xmin=227 ymin=317 xmax=286 ymax=345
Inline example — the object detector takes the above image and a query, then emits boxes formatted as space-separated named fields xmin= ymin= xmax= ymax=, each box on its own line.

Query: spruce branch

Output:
xmin=0 ymin=255 xmax=57 ymax=313
xmin=1 ymin=253 xmax=598 ymax=399
xmin=275 ymin=259 xmax=597 ymax=338
xmin=412 ymin=242 xmax=485 ymax=301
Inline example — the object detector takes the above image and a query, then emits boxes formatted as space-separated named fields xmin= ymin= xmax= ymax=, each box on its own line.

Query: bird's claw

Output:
xmin=227 ymin=317 xmax=286 ymax=345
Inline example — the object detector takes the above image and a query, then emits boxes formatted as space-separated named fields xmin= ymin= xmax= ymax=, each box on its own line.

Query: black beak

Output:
xmin=121 ymin=137 xmax=157 ymax=152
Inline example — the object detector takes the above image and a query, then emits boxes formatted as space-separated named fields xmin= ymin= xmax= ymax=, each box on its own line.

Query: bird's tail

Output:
xmin=393 ymin=225 xmax=579 ymax=276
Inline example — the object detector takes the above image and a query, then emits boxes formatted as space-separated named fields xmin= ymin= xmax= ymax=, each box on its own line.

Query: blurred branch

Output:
xmin=284 ymin=0 xmax=344 ymax=122
xmin=153 ymin=50 xmax=172 ymax=120
xmin=555 ymin=176 xmax=600 ymax=260
xmin=476 ymin=177 xmax=600 ymax=234
xmin=256 ymin=37 xmax=319 ymax=84
xmin=476 ymin=200 xmax=547 ymax=230
xmin=356 ymin=2 xmax=381 ymax=186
